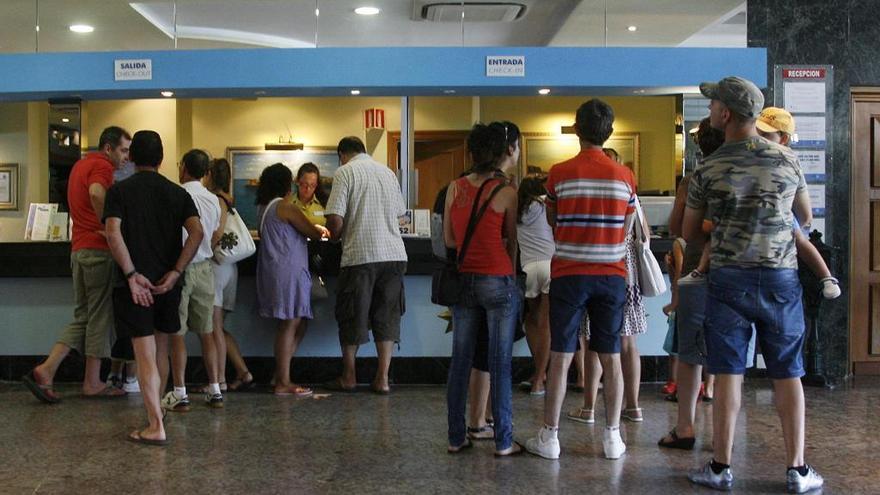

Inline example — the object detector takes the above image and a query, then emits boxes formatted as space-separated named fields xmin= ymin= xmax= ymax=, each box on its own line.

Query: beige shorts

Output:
xmin=212 ymin=261 xmax=238 ymax=311
xmin=177 ymin=260 xmax=215 ymax=335
xmin=58 ymin=249 xmax=115 ymax=358
xmin=523 ymin=259 xmax=551 ymax=299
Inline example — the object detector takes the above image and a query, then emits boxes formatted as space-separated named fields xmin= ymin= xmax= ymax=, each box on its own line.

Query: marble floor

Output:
xmin=1 ymin=378 xmax=877 ymax=494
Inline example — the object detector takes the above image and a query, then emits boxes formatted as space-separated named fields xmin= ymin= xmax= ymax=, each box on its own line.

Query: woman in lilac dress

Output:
xmin=256 ymin=163 xmax=325 ymax=397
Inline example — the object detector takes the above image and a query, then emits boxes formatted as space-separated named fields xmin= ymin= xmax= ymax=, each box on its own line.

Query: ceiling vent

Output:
xmin=418 ymin=2 xmax=526 ymax=22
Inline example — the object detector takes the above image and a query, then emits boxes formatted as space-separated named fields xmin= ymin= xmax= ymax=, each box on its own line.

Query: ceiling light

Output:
xmin=69 ymin=24 xmax=95 ymax=34
xmin=538 ymin=88 xmax=551 ymax=95
xmin=627 ymin=25 xmax=637 ymax=32
xmin=443 ymin=90 xmax=456 ymax=94
xmin=354 ymin=6 xmax=381 ymax=16
xmin=61 ymin=118 xmax=70 ymax=123
xmin=350 ymin=90 xmax=361 ymax=95
xmin=161 ymin=91 xmax=174 ymax=98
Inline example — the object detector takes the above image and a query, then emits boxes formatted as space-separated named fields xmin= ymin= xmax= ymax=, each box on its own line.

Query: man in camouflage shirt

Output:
xmin=683 ymin=76 xmax=823 ymax=494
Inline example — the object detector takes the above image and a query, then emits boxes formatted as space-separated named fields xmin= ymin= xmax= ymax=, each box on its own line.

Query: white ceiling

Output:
xmin=0 ymin=0 xmax=746 ymax=53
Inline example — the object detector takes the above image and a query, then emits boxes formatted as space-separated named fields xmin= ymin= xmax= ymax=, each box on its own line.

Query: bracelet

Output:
xmin=171 ymin=268 xmax=182 ymax=275
xmin=125 ymin=269 xmax=138 ymax=279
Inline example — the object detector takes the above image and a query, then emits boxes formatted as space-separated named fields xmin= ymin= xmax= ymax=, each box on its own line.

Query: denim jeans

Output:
xmin=447 ymin=274 xmax=520 ymax=451
xmin=705 ymin=267 xmax=805 ymax=378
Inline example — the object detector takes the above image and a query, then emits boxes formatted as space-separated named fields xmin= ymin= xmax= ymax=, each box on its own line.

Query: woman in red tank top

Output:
xmin=443 ymin=122 xmax=523 ymax=456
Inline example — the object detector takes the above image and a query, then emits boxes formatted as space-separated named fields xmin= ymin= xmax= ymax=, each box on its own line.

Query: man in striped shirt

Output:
xmin=526 ymin=99 xmax=636 ymax=461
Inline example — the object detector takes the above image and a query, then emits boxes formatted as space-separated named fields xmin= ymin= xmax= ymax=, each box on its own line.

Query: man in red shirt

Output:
xmin=526 ymin=99 xmax=636 ymax=461
xmin=22 ymin=126 xmax=131 ymax=403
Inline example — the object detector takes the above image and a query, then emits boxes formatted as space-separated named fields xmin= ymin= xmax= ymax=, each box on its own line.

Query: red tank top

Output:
xmin=450 ymin=177 xmax=514 ymax=276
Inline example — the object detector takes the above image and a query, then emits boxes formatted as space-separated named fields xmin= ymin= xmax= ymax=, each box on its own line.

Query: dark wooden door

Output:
xmin=850 ymin=88 xmax=880 ymax=374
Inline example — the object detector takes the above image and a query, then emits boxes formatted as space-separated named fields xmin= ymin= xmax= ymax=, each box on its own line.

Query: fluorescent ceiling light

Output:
xmin=538 ymin=88 xmax=551 ymax=95
xmin=161 ymin=91 xmax=174 ymax=97
xmin=69 ymin=24 xmax=95 ymax=34
xmin=355 ymin=7 xmax=381 ymax=16
xmin=350 ymin=90 xmax=361 ymax=95
xmin=627 ymin=25 xmax=638 ymax=32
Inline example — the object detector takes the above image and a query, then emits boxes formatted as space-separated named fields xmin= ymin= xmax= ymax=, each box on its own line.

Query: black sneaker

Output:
xmin=206 ymin=392 xmax=224 ymax=408
xmin=106 ymin=375 xmax=123 ymax=390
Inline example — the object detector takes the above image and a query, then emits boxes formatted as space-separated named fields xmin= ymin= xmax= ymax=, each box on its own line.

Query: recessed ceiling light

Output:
xmin=443 ymin=90 xmax=456 ymax=94
xmin=254 ymin=91 xmax=267 ymax=96
xmin=161 ymin=91 xmax=174 ymax=98
xmin=69 ymin=24 xmax=94 ymax=34
xmin=538 ymin=88 xmax=551 ymax=95
xmin=354 ymin=6 xmax=381 ymax=16
xmin=350 ymin=90 xmax=361 ymax=95
xmin=61 ymin=118 xmax=70 ymax=123
xmin=627 ymin=25 xmax=637 ymax=32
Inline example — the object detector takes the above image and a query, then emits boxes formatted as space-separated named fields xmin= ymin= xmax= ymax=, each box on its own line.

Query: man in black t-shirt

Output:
xmin=104 ymin=130 xmax=203 ymax=446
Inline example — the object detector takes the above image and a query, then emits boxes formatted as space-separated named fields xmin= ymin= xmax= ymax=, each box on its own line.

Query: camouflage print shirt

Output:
xmin=686 ymin=136 xmax=806 ymax=269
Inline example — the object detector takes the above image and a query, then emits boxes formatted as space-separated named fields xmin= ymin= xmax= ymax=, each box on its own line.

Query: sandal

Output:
xmin=664 ymin=392 xmax=678 ymax=403
xmin=228 ymin=372 xmax=255 ymax=391
xmin=274 ymin=385 xmax=313 ymax=397
xmin=83 ymin=385 xmax=127 ymax=399
xmin=657 ymin=428 xmax=695 ymax=450
xmin=467 ymin=424 xmax=495 ymax=441
xmin=566 ymin=407 xmax=595 ymax=424
xmin=22 ymin=370 xmax=60 ymax=404
xmin=622 ymin=407 xmax=643 ymax=422
xmin=126 ymin=430 xmax=169 ymax=447
xmin=322 ymin=378 xmax=356 ymax=393
xmin=494 ymin=440 xmax=525 ymax=457
xmin=447 ymin=438 xmax=473 ymax=454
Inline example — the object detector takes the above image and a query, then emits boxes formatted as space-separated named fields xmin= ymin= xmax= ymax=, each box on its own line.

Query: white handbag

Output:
xmin=633 ymin=198 xmax=667 ymax=297
xmin=213 ymin=206 xmax=257 ymax=265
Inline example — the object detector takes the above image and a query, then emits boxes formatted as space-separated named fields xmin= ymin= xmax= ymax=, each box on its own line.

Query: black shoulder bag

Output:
xmin=431 ymin=179 xmax=505 ymax=306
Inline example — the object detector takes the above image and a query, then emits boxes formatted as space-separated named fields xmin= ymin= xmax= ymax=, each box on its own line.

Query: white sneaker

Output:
xmin=820 ymin=277 xmax=841 ymax=299
xmin=678 ymin=270 xmax=706 ymax=286
xmin=123 ymin=378 xmax=140 ymax=394
xmin=786 ymin=465 xmax=824 ymax=493
xmin=160 ymin=391 xmax=191 ymax=412
xmin=603 ymin=429 xmax=626 ymax=459
xmin=525 ymin=428 xmax=561 ymax=460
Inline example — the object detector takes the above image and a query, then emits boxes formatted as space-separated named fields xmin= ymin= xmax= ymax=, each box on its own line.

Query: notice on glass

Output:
xmin=793 ymin=116 xmax=826 ymax=146
xmin=808 ymin=184 xmax=825 ymax=216
xmin=794 ymin=149 xmax=826 ymax=181
xmin=0 ymin=171 xmax=9 ymax=203
xmin=784 ymin=82 xmax=826 ymax=113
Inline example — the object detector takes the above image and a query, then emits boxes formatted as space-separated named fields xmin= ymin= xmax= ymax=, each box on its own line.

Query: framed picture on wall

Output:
xmin=0 ymin=163 xmax=19 ymax=210
xmin=522 ymin=132 xmax=640 ymax=180
xmin=226 ymin=147 xmax=341 ymax=230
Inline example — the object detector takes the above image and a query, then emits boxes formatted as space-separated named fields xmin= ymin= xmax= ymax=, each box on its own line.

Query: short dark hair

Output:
xmin=129 ymin=130 xmax=163 ymax=167
xmin=296 ymin=162 xmax=328 ymax=206
xmin=337 ymin=136 xmax=366 ymax=156
xmin=209 ymin=158 xmax=231 ymax=194
xmin=467 ymin=123 xmax=507 ymax=174
xmin=181 ymin=149 xmax=211 ymax=179
xmin=575 ymin=99 xmax=614 ymax=146
xmin=695 ymin=117 xmax=724 ymax=157
xmin=98 ymin=126 xmax=131 ymax=150
xmin=489 ymin=120 xmax=521 ymax=150
xmin=255 ymin=163 xmax=292 ymax=205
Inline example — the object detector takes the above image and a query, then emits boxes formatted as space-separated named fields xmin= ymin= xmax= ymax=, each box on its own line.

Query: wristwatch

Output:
xmin=125 ymin=269 xmax=138 ymax=279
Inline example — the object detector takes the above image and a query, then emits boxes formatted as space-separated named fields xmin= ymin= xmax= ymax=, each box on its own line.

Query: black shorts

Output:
xmin=335 ymin=261 xmax=407 ymax=346
xmin=113 ymin=286 xmax=183 ymax=339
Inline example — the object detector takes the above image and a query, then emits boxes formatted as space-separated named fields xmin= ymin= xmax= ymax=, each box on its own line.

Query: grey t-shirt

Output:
xmin=687 ymin=136 xmax=806 ymax=269
xmin=325 ymin=153 xmax=408 ymax=268
xmin=517 ymin=199 xmax=555 ymax=266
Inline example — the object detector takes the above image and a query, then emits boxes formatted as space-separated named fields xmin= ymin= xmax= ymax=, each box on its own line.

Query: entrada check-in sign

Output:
xmin=486 ymin=56 xmax=525 ymax=77
xmin=114 ymin=59 xmax=152 ymax=81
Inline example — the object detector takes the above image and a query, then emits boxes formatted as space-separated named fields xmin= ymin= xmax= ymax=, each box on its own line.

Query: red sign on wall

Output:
xmin=364 ymin=108 xmax=385 ymax=129
xmin=782 ymin=68 xmax=826 ymax=79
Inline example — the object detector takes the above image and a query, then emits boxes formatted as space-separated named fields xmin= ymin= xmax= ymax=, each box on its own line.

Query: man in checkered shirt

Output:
xmin=325 ymin=136 xmax=408 ymax=394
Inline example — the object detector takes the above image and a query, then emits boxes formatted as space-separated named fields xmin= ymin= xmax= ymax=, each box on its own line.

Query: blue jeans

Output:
xmin=447 ymin=274 xmax=520 ymax=451
xmin=705 ymin=267 xmax=805 ymax=378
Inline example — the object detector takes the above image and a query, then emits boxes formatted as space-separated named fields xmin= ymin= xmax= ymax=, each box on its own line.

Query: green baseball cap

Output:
xmin=699 ymin=76 xmax=765 ymax=118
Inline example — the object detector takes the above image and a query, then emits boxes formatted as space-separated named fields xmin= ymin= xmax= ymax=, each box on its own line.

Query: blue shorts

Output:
xmin=704 ymin=267 xmax=805 ymax=379
xmin=549 ymin=275 xmax=625 ymax=354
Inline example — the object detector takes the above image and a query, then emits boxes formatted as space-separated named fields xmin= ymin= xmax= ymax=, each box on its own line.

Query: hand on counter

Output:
xmin=315 ymin=224 xmax=331 ymax=240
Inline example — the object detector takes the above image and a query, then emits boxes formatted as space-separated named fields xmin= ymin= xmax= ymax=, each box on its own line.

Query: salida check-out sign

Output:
xmin=114 ymin=59 xmax=152 ymax=81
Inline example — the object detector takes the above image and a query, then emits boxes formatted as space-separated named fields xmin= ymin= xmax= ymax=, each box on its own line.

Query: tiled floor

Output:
xmin=1 ymin=378 xmax=876 ymax=494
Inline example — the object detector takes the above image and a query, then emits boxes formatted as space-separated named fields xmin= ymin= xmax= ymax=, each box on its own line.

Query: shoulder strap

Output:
xmin=259 ymin=197 xmax=284 ymax=234
xmin=457 ymin=179 xmax=506 ymax=267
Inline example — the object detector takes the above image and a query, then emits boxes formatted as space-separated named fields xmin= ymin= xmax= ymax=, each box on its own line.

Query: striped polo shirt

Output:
xmin=545 ymin=148 xmax=636 ymax=279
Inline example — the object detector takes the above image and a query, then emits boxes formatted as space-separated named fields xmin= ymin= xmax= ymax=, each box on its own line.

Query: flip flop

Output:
xmin=22 ymin=370 xmax=60 ymax=404
xmin=495 ymin=441 xmax=526 ymax=457
xmin=228 ymin=375 xmax=256 ymax=392
xmin=83 ymin=386 xmax=127 ymax=399
xmin=657 ymin=428 xmax=695 ymax=450
xmin=447 ymin=438 xmax=473 ymax=454
xmin=275 ymin=385 xmax=314 ymax=397
xmin=126 ymin=430 xmax=169 ymax=447
xmin=371 ymin=384 xmax=391 ymax=395
xmin=322 ymin=379 xmax=356 ymax=393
